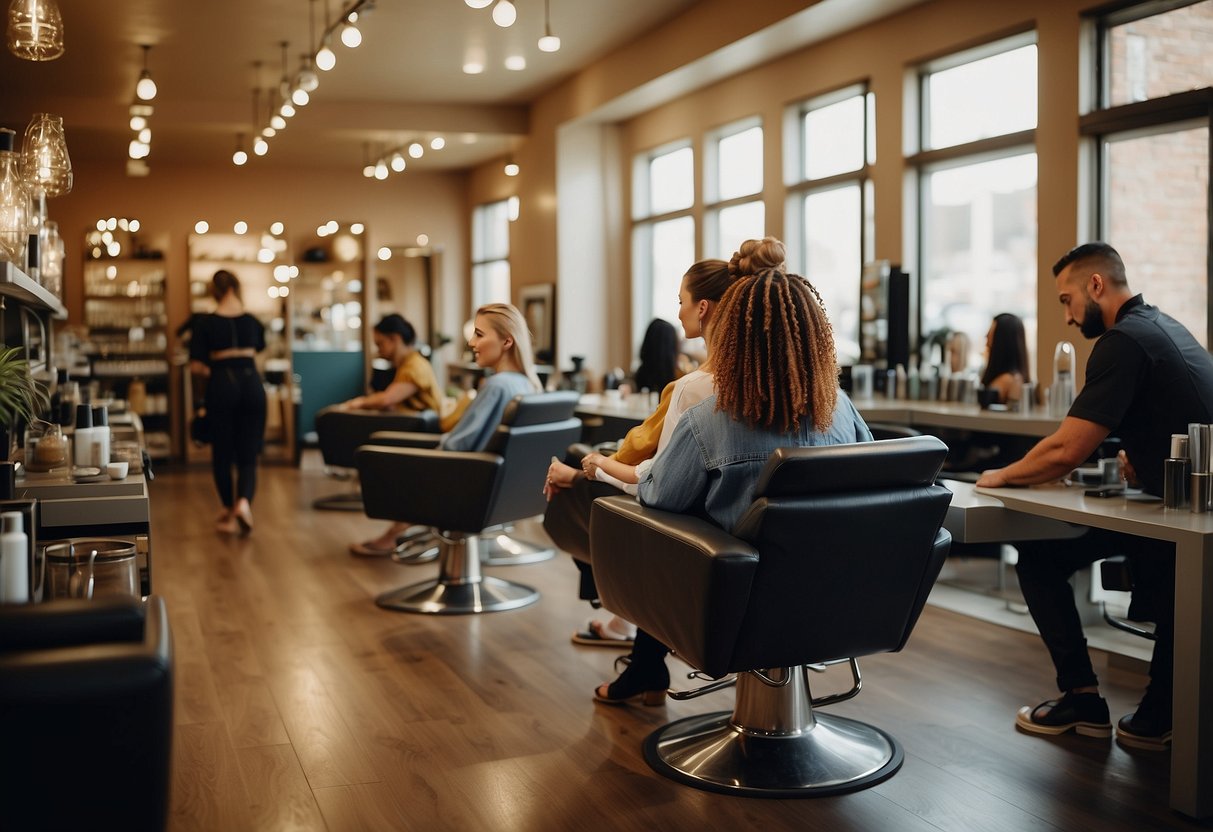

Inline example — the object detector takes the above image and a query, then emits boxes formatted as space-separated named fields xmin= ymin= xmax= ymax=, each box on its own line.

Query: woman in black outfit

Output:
xmin=630 ymin=318 xmax=679 ymax=394
xmin=190 ymin=270 xmax=267 ymax=535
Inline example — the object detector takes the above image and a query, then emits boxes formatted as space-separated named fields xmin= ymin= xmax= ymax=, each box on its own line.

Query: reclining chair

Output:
xmin=0 ymin=595 xmax=174 ymax=831
xmin=590 ymin=436 xmax=952 ymax=797
xmin=312 ymin=406 xmax=439 ymax=511
xmin=357 ymin=391 xmax=581 ymax=614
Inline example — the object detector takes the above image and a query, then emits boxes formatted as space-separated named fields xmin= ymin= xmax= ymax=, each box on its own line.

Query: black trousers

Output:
xmin=541 ymin=475 xmax=626 ymax=600
xmin=207 ymin=365 xmax=267 ymax=508
xmin=1015 ymin=527 xmax=1174 ymax=703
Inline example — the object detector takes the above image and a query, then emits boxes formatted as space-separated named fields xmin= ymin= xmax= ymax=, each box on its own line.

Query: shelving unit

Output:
xmin=0 ymin=261 xmax=67 ymax=382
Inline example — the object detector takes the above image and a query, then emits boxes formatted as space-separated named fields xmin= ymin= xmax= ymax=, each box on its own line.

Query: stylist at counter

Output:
xmin=976 ymin=242 xmax=1213 ymax=750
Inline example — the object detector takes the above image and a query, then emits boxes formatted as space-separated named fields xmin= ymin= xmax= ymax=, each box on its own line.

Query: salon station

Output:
xmin=2 ymin=1 xmax=1212 ymax=830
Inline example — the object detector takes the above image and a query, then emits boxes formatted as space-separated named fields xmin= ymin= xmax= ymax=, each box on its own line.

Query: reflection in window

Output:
xmin=649 ymin=146 xmax=695 ymax=215
xmin=714 ymin=201 xmax=765 ymax=261
xmin=804 ymin=184 xmax=861 ymax=359
xmin=925 ymin=44 xmax=1037 ymax=149
xmin=716 ymin=126 xmax=763 ymax=200
xmin=921 ymin=153 xmax=1037 ymax=351
xmin=1105 ymin=125 xmax=1209 ymax=346
xmin=472 ymin=200 xmax=510 ymax=307
xmin=1106 ymin=1 xmax=1213 ymax=107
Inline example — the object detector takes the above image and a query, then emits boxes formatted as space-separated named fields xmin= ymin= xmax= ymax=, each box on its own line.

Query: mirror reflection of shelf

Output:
xmin=292 ymin=222 xmax=367 ymax=354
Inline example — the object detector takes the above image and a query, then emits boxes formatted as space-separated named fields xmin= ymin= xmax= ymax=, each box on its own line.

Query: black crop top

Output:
xmin=189 ymin=313 xmax=266 ymax=366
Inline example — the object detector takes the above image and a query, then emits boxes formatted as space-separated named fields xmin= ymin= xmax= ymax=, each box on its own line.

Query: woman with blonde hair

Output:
xmin=350 ymin=302 xmax=541 ymax=554
xmin=595 ymin=268 xmax=871 ymax=704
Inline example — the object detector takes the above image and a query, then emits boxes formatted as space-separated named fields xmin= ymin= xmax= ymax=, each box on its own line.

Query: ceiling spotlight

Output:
xmin=292 ymin=87 xmax=310 ymax=106
xmin=296 ymin=58 xmax=320 ymax=92
xmin=340 ymin=21 xmax=362 ymax=48
xmin=351 ymin=223 xmax=365 ymax=234
xmin=504 ymin=161 xmax=519 ymax=176
xmin=233 ymin=149 xmax=248 ymax=166
xmin=271 ymin=113 xmax=287 ymax=130
xmin=390 ymin=153 xmax=406 ymax=172
xmin=135 ymin=45 xmax=157 ymax=101
xmin=253 ymin=136 xmax=269 ymax=156
xmin=492 ymin=0 xmax=517 ymax=28
xmin=129 ymin=115 xmax=147 ymax=131
xmin=377 ymin=246 xmax=392 ymax=260
xmin=408 ymin=142 xmax=424 ymax=158
xmin=234 ymin=221 xmax=249 ymax=234
xmin=538 ymin=0 xmax=561 ymax=52
xmin=465 ymin=0 xmax=493 ymax=7
xmin=430 ymin=136 xmax=445 ymax=150
xmin=280 ymin=101 xmax=296 ymax=118
xmin=128 ymin=139 xmax=150 ymax=160
xmin=137 ymin=127 xmax=151 ymax=143
xmin=195 ymin=221 xmax=210 ymax=234
xmin=262 ymin=126 xmax=277 ymax=138
xmin=505 ymin=55 xmax=526 ymax=71
xmin=462 ymin=61 xmax=484 ymax=75
xmin=316 ymin=42 xmax=336 ymax=71
xmin=374 ymin=160 xmax=389 ymax=180
xmin=362 ymin=164 xmax=375 ymax=178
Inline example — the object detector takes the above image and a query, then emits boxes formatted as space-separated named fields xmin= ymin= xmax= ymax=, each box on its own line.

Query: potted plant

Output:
xmin=0 ymin=346 xmax=49 ymax=461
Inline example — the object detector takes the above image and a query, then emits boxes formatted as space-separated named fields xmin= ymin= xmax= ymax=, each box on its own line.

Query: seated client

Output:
xmin=981 ymin=312 xmax=1031 ymax=406
xmin=350 ymin=303 xmax=542 ymax=556
xmin=341 ymin=313 xmax=440 ymax=414
xmin=595 ymin=268 xmax=872 ymax=704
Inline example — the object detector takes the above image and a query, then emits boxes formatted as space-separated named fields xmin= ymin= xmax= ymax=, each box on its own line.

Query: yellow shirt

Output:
xmin=613 ymin=380 xmax=676 ymax=465
xmin=393 ymin=351 xmax=441 ymax=413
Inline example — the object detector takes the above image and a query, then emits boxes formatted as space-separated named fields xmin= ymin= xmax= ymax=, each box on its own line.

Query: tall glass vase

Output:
xmin=38 ymin=219 xmax=63 ymax=296
xmin=0 ymin=129 xmax=30 ymax=265
xmin=6 ymin=0 xmax=64 ymax=61
xmin=21 ymin=113 xmax=71 ymax=199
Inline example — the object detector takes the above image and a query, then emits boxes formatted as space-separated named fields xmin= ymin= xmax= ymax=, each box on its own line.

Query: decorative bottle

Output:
xmin=0 ymin=128 xmax=30 ymax=264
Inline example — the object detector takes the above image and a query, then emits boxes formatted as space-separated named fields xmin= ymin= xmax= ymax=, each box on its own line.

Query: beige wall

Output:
xmin=54 ymin=159 xmax=471 ymax=360
xmin=472 ymin=0 xmax=1100 ymax=383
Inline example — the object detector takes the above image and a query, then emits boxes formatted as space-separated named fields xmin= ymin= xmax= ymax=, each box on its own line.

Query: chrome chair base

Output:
xmin=312 ymin=491 xmax=364 ymax=511
xmin=375 ymin=533 xmax=539 ymax=614
xmin=479 ymin=528 xmax=555 ymax=566
xmin=644 ymin=711 xmax=902 ymax=797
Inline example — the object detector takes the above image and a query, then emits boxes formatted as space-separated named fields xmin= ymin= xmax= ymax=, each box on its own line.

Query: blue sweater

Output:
xmin=439 ymin=372 xmax=537 ymax=452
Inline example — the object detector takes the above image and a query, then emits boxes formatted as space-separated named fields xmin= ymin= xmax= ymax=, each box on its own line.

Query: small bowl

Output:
xmin=106 ymin=461 xmax=129 ymax=480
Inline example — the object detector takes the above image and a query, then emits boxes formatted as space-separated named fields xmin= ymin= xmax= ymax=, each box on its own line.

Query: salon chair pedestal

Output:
xmin=376 ymin=531 xmax=539 ymax=614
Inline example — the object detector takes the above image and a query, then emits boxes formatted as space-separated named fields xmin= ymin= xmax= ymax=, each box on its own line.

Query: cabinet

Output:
xmin=81 ymin=254 xmax=171 ymax=459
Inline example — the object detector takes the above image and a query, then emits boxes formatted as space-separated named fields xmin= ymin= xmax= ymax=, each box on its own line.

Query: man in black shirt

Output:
xmin=978 ymin=242 xmax=1213 ymax=750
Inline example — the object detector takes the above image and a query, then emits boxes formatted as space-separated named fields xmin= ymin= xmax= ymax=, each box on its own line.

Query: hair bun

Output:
xmin=730 ymin=236 xmax=787 ymax=277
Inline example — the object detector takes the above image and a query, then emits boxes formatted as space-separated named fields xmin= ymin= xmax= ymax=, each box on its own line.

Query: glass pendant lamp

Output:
xmin=6 ymin=0 xmax=64 ymax=61
xmin=0 ymin=129 xmax=30 ymax=264
xmin=21 ymin=112 xmax=72 ymax=198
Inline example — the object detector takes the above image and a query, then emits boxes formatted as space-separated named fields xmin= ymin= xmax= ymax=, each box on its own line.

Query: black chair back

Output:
xmin=316 ymin=406 xmax=439 ymax=468
xmin=484 ymin=392 xmax=581 ymax=527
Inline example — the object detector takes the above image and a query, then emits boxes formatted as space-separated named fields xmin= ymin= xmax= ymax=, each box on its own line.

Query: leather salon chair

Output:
xmin=590 ymin=436 xmax=952 ymax=796
xmin=0 ymin=595 xmax=174 ymax=831
xmin=356 ymin=391 xmax=581 ymax=614
xmin=1099 ymin=555 xmax=1156 ymax=641
xmin=312 ymin=406 xmax=439 ymax=511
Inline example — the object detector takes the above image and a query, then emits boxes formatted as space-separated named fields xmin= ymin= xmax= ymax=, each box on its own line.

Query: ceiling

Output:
xmin=0 ymin=0 xmax=700 ymax=172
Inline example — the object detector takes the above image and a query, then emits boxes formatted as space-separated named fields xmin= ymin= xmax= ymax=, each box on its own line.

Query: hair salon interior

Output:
xmin=1 ymin=0 xmax=1210 ymax=829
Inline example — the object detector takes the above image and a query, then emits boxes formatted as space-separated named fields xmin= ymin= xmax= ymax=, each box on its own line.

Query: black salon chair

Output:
xmin=312 ymin=406 xmax=440 ymax=511
xmin=590 ymin=436 xmax=952 ymax=797
xmin=356 ymin=391 xmax=582 ymax=614
xmin=0 ymin=595 xmax=173 ymax=831
xmin=1099 ymin=555 xmax=1156 ymax=641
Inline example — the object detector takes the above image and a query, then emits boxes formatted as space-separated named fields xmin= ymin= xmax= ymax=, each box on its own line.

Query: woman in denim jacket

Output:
xmin=595 ymin=269 xmax=872 ymax=705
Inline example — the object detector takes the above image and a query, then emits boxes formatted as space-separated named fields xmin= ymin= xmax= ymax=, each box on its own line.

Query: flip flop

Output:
xmin=571 ymin=619 xmax=635 ymax=648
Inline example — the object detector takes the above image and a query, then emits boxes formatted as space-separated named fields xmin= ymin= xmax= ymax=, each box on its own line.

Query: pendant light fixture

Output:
xmin=316 ymin=0 xmax=336 ymax=70
xmin=464 ymin=0 xmax=492 ymax=8
xmin=296 ymin=1 xmax=320 ymax=91
xmin=135 ymin=44 xmax=157 ymax=101
xmin=538 ymin=0 xmax=560 ymax=52
xmin=6 ymin=0 xmax=64 ymax=61
xmin=21 ymin=112 xmax=72 ymax=196
xmin=232 ymin=134 xmax=248 ymax=166
xmin=340 ymin=10 xmax=362 ymax=48
xmin=491 ymin=0 xmax=516 ymax=28
xmin=362 ymin=143 xmax=374 ymax=178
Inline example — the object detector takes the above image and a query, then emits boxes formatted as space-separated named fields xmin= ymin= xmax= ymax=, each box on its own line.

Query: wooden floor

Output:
xmin=153 ymin=456 xmax=1204 ymax=832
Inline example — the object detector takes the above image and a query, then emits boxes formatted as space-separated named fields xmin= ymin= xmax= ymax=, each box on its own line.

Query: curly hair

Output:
xmin=710 ymin=269 xmax=838 ymax=433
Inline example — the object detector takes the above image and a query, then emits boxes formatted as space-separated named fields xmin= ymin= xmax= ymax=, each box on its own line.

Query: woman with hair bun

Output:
xmin=341 ymin=313 xmax=440 ymax=414
xmin=189 ymin=270 xmax=267 ymax=535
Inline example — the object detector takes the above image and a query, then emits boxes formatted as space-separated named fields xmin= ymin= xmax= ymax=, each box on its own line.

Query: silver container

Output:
xmin=1165 ymin=457 xmax=1191 ymax=509
xmin=42 ymin=538 xmax=139 ymax=601
xmin=1189 ymin=423 xmax=1211 ymax=474
xmin=1191 ymin=473 xmax=1210 ymax=515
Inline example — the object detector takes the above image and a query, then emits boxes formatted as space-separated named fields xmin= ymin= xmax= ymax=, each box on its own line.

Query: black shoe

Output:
xmin=1015 ymin=691 xmax=1112 ymax=738
xmin=1116 ymin=695 xmax=1172 ymax=751
xmin=593 ymin=659 xmax=668 ymax=707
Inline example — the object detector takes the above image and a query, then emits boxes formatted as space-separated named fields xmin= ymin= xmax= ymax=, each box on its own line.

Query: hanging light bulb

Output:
xmin=374 ymin=159 xmax=389 ymax=180
xmin=6 ymin=0 xmax=65 ymax=61
xmin=129 ymin=115 xmax=147 ymax=131
xmin=538 ymin=0 xmax=561 ymax=52
xmin=253 ymin=136 xmax=269 ymax=156
xmin=340 ymin=19 xmax=362 ymax=48
xmin=292 ymin=87 xmax=310 ymax=106
xmin=232 ymin=133 xmax=248 ymax=166
xmin=362 ymin=164 xmax=374 ymax=178
xmin=361 ymin=143 xmax=374 ymax=178
xmin=262 ymin=126 xmax=277 ymax=138
xmin=137 ymin=127 xmax=151 ymax=144
xmin=316 ymin=40 xmax=336 ymax=71
xmin=390 ymin=153 xmax=406 ymax=172
xmin=430 ymin=136 xmax=446 ymax=150
xmin=296 ymin=56 xmax=319 ymax=92
xmin=135 ymin=44 xmax=157 ymax=101
xmin=464 ymin=0 xmax=492 ymax=8
xmin=271 ymin=112 xmax=286 ymax=130
xmin=492 ymin=0 xmax=517 ymax=28
xmin=504 ymin=161 xmax=519 ymax=176
xmin=408 ymin=142 xmax=423 ymax=159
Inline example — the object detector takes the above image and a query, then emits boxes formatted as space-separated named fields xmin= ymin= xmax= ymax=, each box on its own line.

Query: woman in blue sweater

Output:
xmin=350 ymin=303 xmax=541 ymax=555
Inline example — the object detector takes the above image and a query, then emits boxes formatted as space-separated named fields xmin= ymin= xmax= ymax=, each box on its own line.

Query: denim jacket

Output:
xmin=637 ymin=391 xmax=872 ymax=533
xmin=439 ymin=372 xmax=536 ymax=452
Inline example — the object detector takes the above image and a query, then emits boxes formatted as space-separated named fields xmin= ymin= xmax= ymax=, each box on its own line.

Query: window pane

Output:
xmin=1105 ymin=125 xmax=1208 ymax=346
xmin=804 ymin=95 xmax=865 ymax=179
xmin=717 ymin=126 xmax=763 ymax=200
xmin=649 ymin=146 xmax=694 ymax=215
xmin=472 ymin=260 xmax=511 ymax=308
xmin=649 ymin=216 xmax=696 ymax=328
xmin=473 ymin=200 xmax=509 ymax=262
xmin=714 ymin=201 xmax=765 ymax=260
xmin=804 ymin=185 xmax=861 ymax=361
xmin=921 ymin=153 xmax=1037 ymax=358
xmin=1107 ymin=2 xmax=1213 ymax=107
xmin=926 ymin=44 xmax=1037 ymax=149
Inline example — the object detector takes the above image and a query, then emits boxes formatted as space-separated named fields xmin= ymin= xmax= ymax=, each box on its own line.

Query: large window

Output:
xmin=1088 ymin=0 xmax=1213 ymax=346
xmin=788 ymin=85 xmax=875 ymax=363
xmin=912 ymin=35 xmax=1038 ymax=367
xmin=471 ymin=199 xmax=510 ymax=309
xmin=705 ymin=120 xmax=765 ymax=260
xmin=632 ymin=142 xmax=695 ymax=339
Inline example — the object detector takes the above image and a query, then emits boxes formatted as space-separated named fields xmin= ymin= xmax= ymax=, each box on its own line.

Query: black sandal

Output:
xmin=594 ymin=660 xmax=668 ymax=706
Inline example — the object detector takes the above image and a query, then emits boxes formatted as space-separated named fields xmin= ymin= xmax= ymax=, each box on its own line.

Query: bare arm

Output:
xmin=582 ymin=451 xmax=638 ymax=485
xmin=345 ymin=379 xmax=419 ymax=411
xmin=976 ymin=416 xmax=1110 ymax=487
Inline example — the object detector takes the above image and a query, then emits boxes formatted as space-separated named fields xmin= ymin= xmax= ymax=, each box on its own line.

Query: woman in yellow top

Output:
xmin=341 ymin=314 xmax=440 ymax=413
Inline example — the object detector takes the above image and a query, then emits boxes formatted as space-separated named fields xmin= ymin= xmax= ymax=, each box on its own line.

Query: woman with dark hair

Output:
xmin=341 ymin=313 xmax=440 ymax=414
xmin=190 ymin=270 xmax=267 ymax=535
xmin=981 ymin=313 xmax=1032 ymax=405
xmin=630 ymin=318 xmax=679 ymax=394
xmin=594 ymin=269 xmax=871 ymax=704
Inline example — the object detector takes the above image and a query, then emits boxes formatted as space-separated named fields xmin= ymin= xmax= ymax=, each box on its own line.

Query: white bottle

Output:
xmin=0 ymin=511 xmax=29 ymax=603
xmin=73 ymin=403 xmax=94 ymax=468
xmin=90 ymin=405 xmax=111 ymax=468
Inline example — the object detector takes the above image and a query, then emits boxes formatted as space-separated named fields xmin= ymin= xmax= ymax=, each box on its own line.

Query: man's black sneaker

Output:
xmin=1116 ymin=699 xmax=1172 ymax=751
xmin=1015 ymin=691 xmax=1112 ymax=738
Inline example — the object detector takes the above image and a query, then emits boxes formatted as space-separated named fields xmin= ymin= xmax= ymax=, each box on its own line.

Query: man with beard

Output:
xmin=977 ymin=242 xmax=1213 ymax=750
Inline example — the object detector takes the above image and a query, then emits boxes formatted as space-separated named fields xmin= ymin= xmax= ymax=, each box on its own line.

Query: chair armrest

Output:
xmin=0 ymin=596 xmax=145 ymax=654
xmin=893 ymin=527 xmax=952 ymax=652
xmin=367 ymin=430 xmax=444 ymax=449
xmin=356 ymin=445 xmax=504 ymax=531
xmin=591 ymin=496 xmax=759 ymax=678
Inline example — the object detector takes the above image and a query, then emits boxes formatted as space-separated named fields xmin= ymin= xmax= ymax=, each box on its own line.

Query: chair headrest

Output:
xmin=499 ymin=391 xmax=580 ymax=427
xmin=753 ymin=435 xmax=948 ymax=498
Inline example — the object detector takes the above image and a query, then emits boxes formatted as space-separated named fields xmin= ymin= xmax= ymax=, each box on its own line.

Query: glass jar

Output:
xmin=20 ymin=113 xmax=72 ymax=198
xmin=0 ymin=131 xmax=29 ymax=264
